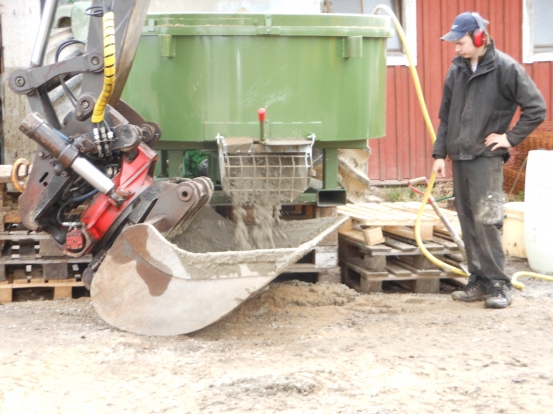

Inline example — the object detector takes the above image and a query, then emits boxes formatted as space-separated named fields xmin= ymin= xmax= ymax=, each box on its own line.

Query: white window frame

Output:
xmin=522 ymin=0 xmax=553 ymax=63
xmin=384 ymin=0 xmax=417 ymax=67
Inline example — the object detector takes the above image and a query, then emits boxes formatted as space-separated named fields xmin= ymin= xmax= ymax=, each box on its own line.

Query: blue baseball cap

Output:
xmin=441 ymin=12 xmax=486 ymax=42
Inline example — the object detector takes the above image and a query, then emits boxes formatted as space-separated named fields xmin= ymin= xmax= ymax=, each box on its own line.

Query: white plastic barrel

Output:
xmin=503 ymin=202 xmax=526 ymax=258
xmin=524 ymin=150 xmax=553 ymax=273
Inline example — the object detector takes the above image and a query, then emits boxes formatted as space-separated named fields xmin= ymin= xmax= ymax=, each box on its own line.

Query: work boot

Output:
xmin=451 ymin=274 xmax=489 ymax=302
xmin=485 ymin=280 xmax=512 ymax=309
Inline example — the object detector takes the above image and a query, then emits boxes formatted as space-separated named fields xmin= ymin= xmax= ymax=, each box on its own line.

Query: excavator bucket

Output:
xmin=91 ymin=206 xmax=347 ymax=336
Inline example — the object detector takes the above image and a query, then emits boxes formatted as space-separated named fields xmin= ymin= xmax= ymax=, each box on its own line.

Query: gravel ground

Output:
xmin=1 ymin=257 xmax=552 ymax=414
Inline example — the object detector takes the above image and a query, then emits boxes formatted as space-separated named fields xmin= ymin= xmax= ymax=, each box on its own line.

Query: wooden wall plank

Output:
xmin=370 ymin=0 xmax=553 ymax=183
xmin=532 ymin=63 xmax=552 ymax=121
xmin=385 ymin=68 xmax=399 ymax=179
xmin=395 ymin=66 xmax=411 ymax=180
xmin=547 ymin=62 xmax=553 ymax=121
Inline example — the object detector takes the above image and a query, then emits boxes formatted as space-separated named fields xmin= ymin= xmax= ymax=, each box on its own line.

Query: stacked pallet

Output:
xmin=0 ymin=165 xmax=92 ymax=303
xmin=337 ymin=202 xmax=465 ymax=293
xmin=0 ymin=225 xmax=91 ymax=303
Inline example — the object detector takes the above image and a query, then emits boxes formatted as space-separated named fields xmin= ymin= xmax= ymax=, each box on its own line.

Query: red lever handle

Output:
xmin=258 ymin=108 xmax=266 ymax=122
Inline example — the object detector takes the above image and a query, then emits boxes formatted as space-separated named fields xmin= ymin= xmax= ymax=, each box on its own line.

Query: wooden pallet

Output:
xmin=0 ymin=226 xmax=92 ymax=283
xmin=282 ymin=215 xmax=341 ymax=283
xmin=0 ymin=277 xmax=85 ymax=303
xmin=337 ymin=201 xmax=462 ymax=243
xmin=339 ymin=233 xmax=466 ymax=294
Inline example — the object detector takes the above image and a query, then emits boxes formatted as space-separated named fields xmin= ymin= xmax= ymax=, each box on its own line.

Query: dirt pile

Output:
xmin=254 ymin=281 xmax=360 ymax=308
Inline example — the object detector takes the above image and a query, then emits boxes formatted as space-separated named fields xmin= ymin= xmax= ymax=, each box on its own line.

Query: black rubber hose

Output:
xmin=56 ymin=189 xmax=99 ymax=226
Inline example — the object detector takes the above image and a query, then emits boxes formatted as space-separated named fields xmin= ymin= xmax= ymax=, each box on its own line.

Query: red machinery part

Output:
xmin=75 ymin=143 xmax=157 ymax=255
xmin=258 ymin=108 xmax=266 ymax=122
xmin=65 ymin=228 xmax=86 ymax=253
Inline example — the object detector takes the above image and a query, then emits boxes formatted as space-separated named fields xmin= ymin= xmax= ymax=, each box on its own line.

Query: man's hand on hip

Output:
xmin=433 ymin=159 xmax=446 ymax=178
xmin=485 ymin=133 xmax=512 ymax=151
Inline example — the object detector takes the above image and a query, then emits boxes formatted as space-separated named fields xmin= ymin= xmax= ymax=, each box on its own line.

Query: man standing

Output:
xmin=433 ymin=12 xmax=546 ymax=308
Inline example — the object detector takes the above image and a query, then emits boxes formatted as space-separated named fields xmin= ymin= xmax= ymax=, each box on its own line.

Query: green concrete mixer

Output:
xmin=122 ymin=12 xmax=392 ymax=206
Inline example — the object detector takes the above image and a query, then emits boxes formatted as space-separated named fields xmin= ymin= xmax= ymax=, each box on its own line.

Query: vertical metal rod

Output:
xmin=30 ymin=0 xmax=59 ymax=67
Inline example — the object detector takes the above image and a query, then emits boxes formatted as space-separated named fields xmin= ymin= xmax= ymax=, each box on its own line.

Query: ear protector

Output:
xmin=471 ymin=12 xmax=488 ymax=47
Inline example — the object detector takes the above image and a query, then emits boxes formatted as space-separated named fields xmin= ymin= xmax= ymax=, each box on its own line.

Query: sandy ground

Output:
xmin=1 ymin=257 xmax=552 ymax=414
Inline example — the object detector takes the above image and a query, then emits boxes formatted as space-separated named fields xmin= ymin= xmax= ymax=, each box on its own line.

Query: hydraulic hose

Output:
xmin=91 ymin=11 xmax=116 ymax=124
xmin=372 ymin=5 xmax=553 ymax=287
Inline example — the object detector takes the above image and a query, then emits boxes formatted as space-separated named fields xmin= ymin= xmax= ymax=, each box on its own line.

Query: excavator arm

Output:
xmin=8 ymin=0 xmax=347 ymax=336
xmin=8 ymin=0 xmax=214 ymax=284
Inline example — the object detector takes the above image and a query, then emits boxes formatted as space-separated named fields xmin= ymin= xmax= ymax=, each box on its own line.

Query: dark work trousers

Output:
xmin=452 ymin=156 xmax=511 ymax=285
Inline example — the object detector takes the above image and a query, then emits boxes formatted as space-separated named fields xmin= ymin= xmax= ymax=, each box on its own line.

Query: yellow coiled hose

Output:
xmin=91 ymin=11 xmax=116 ymax=124
xmin=373 ymin=5 xmax=552 ymax=289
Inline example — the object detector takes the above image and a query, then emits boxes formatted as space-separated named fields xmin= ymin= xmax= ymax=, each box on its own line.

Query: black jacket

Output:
xmin=433 ymin=42 xmax=546 ymax=161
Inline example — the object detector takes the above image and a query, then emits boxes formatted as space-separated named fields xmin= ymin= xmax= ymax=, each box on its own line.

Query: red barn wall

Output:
xmin=369 ymin=0 xmax=552 ymax=183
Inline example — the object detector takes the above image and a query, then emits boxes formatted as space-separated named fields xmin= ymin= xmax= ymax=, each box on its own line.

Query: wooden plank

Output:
xmin=351 ymin=203 xmax=438 ymax=223
xmin=0 ymin=287 xmax=12 ymax=303
xmin=0 ymin=256 xmax=93 ymax=265
xmin=443 ymin=256 xmax=464 ymax=270
xmin=360 ymin=226 xmax=385 ymax=245
xmin=0 ymin=165 xmax=13 ymax=183
xmin=338 ymin=206 xmax=411 ymax=225
xmin=53 ymin=286 xmax=73 ymax=299
xmin=344 ymin=257 xmax=389 ymax=279
xmin=383 ymin=236 xmax=417 ymax=252
xmin=432 ymin=235 xmax=460 ymax=251
xmin=385 ymin=262 xmax=412 ymax=277
xmin=382 ymin=231 xmax=446 ymax=252
xmin=362 ymin=255 xmax=387 ymax=271
xmin=385 ymin=66 xmax=399 ymax=180
xmin=338 ymin=235 xmax=394 ymax=255
xmin=0 ymin=232 xmax=49 ymax=241
xmin=4 ymin=211 xmax=21 ymax=224
xmin=340 ymin=264 xmax=361 ymax=292
xmin=13 ymin=268 xmax=28 ymax=284
xmin=395 ymin=253 xmax=444 ymax=270
xmin=395 ymin=278 xmax=440 ymax=294
xmin=361 ymin=277 xmax=383 ymax=294
xmin=339 ymin=229 xmax=367 ymax=245
xmin=0 ymin=280 xmax=84 ymax=289
xmin=0 ymin=278 xmax=83 ymax=303
xmin=389 ymin=258 xmax=442 ymax=277
xmin=337 ymin=203 xmax=438 ymax=225
xmin=379 ymin=202 xmax=441 ymax=222
xmin=383 ymin=224 xmax=434 ymax=241
xmin=445 ymin=252 xmax=465 ymax=262
xmin=395 ymin=65 xmax=410 ymax=181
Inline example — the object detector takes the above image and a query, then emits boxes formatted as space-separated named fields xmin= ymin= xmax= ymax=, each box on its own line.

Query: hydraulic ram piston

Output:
xmin=19 ymin=113 xmax=116 ymax=195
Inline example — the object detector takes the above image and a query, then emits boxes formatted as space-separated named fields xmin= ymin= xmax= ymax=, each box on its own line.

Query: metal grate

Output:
xmin=221 ymin=152 xmax=312 ymax=206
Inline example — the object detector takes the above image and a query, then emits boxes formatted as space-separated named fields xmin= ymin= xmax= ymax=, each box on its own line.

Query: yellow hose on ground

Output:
xmin=91 ymin=11 xmax=116 ymax=124
xmin=511 ymin=272 xmax=553 ymax=290
xmin=372 ymin=5 xmax=553 ymax=288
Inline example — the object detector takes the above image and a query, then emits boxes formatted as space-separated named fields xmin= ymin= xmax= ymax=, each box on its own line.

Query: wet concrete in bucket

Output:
xmin=167 ymin=206 xmax=336 ymax=254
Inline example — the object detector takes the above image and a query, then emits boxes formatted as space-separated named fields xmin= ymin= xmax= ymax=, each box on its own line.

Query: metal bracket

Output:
xmin=9 ymin=51 xmax=104 ymax=95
